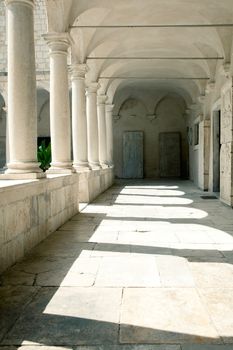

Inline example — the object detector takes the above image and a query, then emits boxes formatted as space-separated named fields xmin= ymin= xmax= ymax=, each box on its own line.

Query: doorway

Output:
xmin=213 ymin=110 xmax=221 ymax=193
xmin=123 ymin=131 xmax=143 ymax=178
xmin=159 ymin=132 xmax=181 ymax=177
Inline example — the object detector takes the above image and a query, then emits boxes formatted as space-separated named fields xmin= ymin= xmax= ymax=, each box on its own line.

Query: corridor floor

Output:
xmin=1 ymin=180 xmax=233 ymax=350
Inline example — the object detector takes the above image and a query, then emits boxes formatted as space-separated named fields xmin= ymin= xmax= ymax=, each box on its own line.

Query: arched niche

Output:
xmin=154 ymin=93 xmax=186 ymax=120
xmin=37 ymin=88 xmax=50 ymax=145
xmin=117 ymin=97 xmax=148 ymax=121
xmin=0 ymin=93 xmax=6 ymax=168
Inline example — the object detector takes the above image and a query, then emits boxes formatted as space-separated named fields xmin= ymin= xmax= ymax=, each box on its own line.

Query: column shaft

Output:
xmin=106 ymin=104 xmax=114 ymax=167
xmin=97 ymin=95 xmax=108 ymax=168
xmin=71 ymin=64 xmax=89 ymax=171
xmin=5 ymin=0 xmax=41 ymax=175
xmin=45 ymin=33 xmax=72 ymax=172
xmin=86 ymin=83 xmax=100 ymax=169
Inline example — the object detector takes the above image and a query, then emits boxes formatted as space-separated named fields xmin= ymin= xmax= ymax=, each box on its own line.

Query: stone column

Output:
xmin=106 ymin=103 xmax=114 ymax=167
xmin=4 ymin=0 xmax=42 ymax=177
xmin=44 ymin=33 xmax=72 ymax=173
xmin=71 ymin=64 xmax=89 ymax=171
xmin=86 ymin=83 xmax=100 ymax=170
xmin=97 ymin=94 xmax=108 ymax=168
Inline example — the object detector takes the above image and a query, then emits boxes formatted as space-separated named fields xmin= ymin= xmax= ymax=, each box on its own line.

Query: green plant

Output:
xmin=37 ymin=140 xmax=51 ymax=172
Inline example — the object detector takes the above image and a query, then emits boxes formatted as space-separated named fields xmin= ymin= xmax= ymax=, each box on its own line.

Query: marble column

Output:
xmin=97 ymin=94 xmax=108 ymax=168
xmin=86 ymin=83 xmax=100 ymax=170
xmin=44 ymin=33 xmax=72 ymax=173
xmin=71 ymin=64 xmax=89 ymax=171
xmin=106 ymin=103 xmax=114 ymax=167
xmin=4 ymin=0 xmax=42 ymax=177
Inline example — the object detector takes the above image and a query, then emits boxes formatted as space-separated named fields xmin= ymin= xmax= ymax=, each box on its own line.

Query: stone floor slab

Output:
xmin=95 ymin=256 xmax=160 ymax=287
xmin=190 ymin=262 xmax=233 ymax=287
xmin=0 ymin=286 xmax=39 ymax=342
xmin=155 ymin=256 xmax=195 ymax=287
xmin=75 ymin=346 xmax=181 ymax=350
xmin=120 ymin=288 xmax=220 ymax=344
xmin=198 ymin=288 xmax=233 ymax=343
xmin=1 ymin=287 xmax=122 ymax=346
xmin=1 ymin=180 xmax=233 ymax=347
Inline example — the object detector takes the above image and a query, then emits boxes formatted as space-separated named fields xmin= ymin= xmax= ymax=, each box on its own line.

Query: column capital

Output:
xmin=97 ymin=94 xmax=107 ymax=106
xmin=43 ymin=32 xmax=71 ymax=55
xmin=86 ymin=82 xmax=100 ymax=94
xmin=5 ymin=0 xmax=34 ymax=8
xmin=70 ymin=64 xmax=89 ymax=80
xmin=106 ymin=103 xmax=114 ymax=113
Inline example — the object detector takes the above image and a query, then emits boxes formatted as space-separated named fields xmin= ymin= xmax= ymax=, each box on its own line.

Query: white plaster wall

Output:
xmin=113 ymin=87 xmax=189 ymax=179
xmin=188 ymin=62 xmax=233 ymax=195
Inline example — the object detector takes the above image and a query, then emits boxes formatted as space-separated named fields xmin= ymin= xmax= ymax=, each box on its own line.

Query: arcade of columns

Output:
xmin=2 ymin=0 xmax=114 ymax=179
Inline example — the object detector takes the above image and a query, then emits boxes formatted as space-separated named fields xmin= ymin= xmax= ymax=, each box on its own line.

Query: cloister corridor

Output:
xmin=0 ymin=180 xmax=233 ymax=349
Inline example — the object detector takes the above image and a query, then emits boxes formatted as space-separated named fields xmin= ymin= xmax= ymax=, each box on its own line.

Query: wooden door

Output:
xmin=123 ymin=131 xmax=143 ymax=178
xmin=159 ymin=132 xmax=181 ymax=177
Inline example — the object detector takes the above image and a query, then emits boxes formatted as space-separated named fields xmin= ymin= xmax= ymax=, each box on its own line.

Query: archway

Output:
xmin=37 ymin=87 xmax=50 ymax=147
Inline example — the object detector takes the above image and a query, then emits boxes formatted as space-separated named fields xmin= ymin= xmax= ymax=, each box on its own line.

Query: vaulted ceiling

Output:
xmin=45 ymin=0 xmax=233 ymax=105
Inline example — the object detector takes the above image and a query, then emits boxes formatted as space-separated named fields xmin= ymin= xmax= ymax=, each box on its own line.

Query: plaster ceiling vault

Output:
xmin=45 ymin=0 xmax=233 ymax=105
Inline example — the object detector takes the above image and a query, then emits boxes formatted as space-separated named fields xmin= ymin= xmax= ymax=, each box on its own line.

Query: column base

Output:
xmin=46 ymin=167 xmax=75 ymax=175
xmin=107 ymin=162 xmax=114 ymax=169
xmin=47 ymin=161 xmax=74 ymax=174
xmin=100 ymin=163 xmax=109 ymax=169
xmin=73 ymin=161 xmax=91 ymax=172
xmin=0 ymin=172 xmax=45 ymax=180
xmin=74 ymin=166 xmax=91 ymax=173
xmin=5 ymin=161 xmax=43 ymax=174
xmin=88 ymin=162 xmax=101 ymax=170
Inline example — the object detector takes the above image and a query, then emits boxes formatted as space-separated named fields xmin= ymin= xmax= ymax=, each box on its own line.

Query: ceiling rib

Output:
xmin=71 ymin=24 xmax=233 ymax=28
xmin=87 ymin=56 xmax=224 ymax=60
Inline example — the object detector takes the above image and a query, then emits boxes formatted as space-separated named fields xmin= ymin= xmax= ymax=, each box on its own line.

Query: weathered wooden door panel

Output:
xmin=159 ymin=132 xmax=181 ymax=177
xmin=123 ymin=131 xmax=143 ymax=178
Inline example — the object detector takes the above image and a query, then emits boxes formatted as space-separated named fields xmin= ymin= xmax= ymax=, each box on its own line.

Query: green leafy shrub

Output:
xmin=37 ymin=140 xmax=51 ymax=172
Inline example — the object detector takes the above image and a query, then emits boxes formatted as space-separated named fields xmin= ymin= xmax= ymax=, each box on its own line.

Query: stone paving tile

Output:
xmin=28 ymin=241 xmax=95 ymax=258
xmin=1 ymin=180 xmax=233 ymax=347
xmin=190 ymin=262 xmax=233 ymax=288
xmin=95 ymin=256 xmax=160 ymax=287
xmin=75 ymin=346 xmax=181 ymax=350
xmin=155 ymin=256 xmax=195 ymax=287
xmin=120 ymin=288 xmax=220 ymax=344
xmin=1 ymin=287 xmax=122 ymax=346
xmin=36 ymin=257 xmax=101 ymax=287
xmin=181 ymin=346 xmax=233 ymax=349
xmin=117 ymin=230 xmax=179 ymax=244
xmin=0 ymin=269 xmax=35 ymax=286
xmin=58 ymin=222 xmax=97 ymax=232
xmin=91 ymin=243 xmax=131 ymax=257
xmin=90 ymin=230 xmax=119 ymax=243
xmin=198 ymin=288 xmax=233 ymax=343
xmin=47 ymin=230 xmax=96 ymax=243
xmin=0 ymin=286 xmax=39 ymax=342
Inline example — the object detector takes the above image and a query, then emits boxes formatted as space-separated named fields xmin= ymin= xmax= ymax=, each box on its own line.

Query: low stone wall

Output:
xmin=0 ymin=174 xmax=79 ymax=273
xmin=79 ymin=167 xmax=115 ymax=203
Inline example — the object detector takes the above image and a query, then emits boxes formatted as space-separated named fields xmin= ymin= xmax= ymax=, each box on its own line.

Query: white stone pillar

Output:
xmin=44 ymin=33 xmax=72 ymax=173
xmin=106 ymin=103 xmax=114 ymax=167
xmin=97 ymin=94 xmax=108 ymax=168
xmin=71 ymin=64 xmax=89 ymax=171
xmin=4 ymin=0 xmax=42 ymax=177
xmin=86 ymin=83 xmax=100 ymax=170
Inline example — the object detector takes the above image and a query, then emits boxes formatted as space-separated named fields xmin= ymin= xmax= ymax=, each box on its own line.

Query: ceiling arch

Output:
xmin=45 ymin=0 xmax=233 ymax=103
